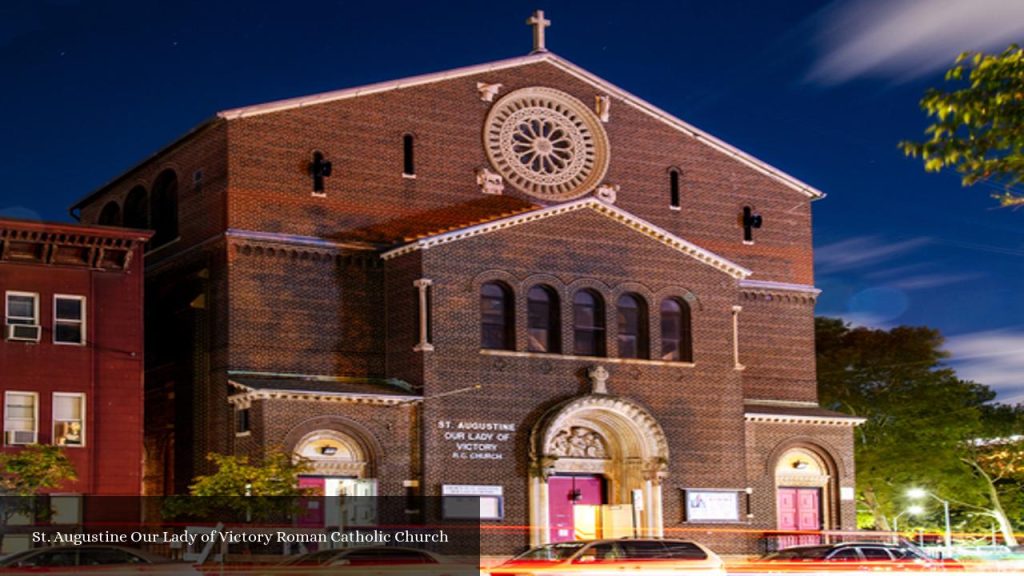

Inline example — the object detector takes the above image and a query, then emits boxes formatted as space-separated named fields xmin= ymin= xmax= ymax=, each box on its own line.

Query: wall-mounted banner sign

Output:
xmin=683 ymin=490 xmax=740 ymax=522
xmin=442 ymin=484 xmax=504 ymax=521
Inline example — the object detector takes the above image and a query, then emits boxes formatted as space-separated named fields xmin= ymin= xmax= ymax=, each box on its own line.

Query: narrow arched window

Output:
xmin=123 ymin=186 xmax=148 ymax=229
xmin=617 ymin=293 xmax=649 ymax=359
xmin=98 ymin=201 xmax=121 ymax=226
xmin=661 ymin=298 xmax=693 ymax=362
xmin=669 ymin=169 xmax=681 ymax=209
xmin=480 ymin=282 xmax=514 ymax=350
xmin=527 ymin=285 xmax=560 ymax=353
xmin=573 ymin=290 xmax=606 ymax=357
xmin=150 ymin=170 xmax=179 ymax=246
xmin=403 ymin=134 xmax=415 ymax=176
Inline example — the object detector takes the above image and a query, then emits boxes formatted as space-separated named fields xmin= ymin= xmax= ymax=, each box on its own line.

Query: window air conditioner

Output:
xmin=5 ymin=430 xmax=37 ymax=445
xmin=4 ymin=324 xmax=41 ymax=342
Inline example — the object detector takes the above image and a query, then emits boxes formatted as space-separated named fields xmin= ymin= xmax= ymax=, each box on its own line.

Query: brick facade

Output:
xmin=0 ymin=219 xmax=149 ymax=496
xmin=70 ymin=51 xmax=858 ymax=555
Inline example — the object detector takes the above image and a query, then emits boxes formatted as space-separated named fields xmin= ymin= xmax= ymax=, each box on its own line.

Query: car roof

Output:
xmin=571 ymin=538 xmax=702 ymax=544
xmin=831 ymin=542 xmax=903 ymax=548
xmin=4 ymin=545 xmax=171 ymax=564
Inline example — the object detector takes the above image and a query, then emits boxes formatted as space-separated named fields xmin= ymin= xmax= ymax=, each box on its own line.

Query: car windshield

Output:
xmin=766 ymin=546 xmax=832 ymax=560
xmin=891 ymin=547 xmax=928 ymax=560
xmin=511 ymin=542 xmax=588 ymax=561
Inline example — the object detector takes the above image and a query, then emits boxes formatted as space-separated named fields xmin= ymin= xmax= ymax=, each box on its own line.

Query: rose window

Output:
xmin=484 ymin=87 xmax=610 ymax=201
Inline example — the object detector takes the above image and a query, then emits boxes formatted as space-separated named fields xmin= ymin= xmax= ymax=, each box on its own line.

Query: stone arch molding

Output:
xmin=531 ymin=394 xmax=669 ymax=483
xmin=285 ymin=416 xmax=381 ymax=478
xmin=765 ymin=436 xmax=845 ymax=479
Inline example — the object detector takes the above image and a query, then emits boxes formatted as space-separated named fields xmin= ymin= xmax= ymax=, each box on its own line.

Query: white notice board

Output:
xmin=684 ymin=490 xmax=740 ymax=522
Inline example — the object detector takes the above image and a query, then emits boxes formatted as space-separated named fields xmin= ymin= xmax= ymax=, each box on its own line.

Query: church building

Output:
xmin=70 ymin=12 xmax=863 ymax=554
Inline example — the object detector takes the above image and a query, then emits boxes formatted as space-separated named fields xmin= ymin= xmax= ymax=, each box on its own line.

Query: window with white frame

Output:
xmin=4 ymin=392 xmax=38 ymax=445
xmin=5 ymin=292 xmax=38 ymax=326
xmin=53 ymin=393 xmax=85 ymax=447
xmin=53 ymin=296 xmax=86 ymax=345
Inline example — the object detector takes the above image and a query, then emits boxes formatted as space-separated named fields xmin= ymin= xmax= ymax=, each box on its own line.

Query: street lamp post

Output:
xmin=893 ymin=505 xmax=924 ymax=534
xmin=907 ymin=488 xmax=952 ymax=554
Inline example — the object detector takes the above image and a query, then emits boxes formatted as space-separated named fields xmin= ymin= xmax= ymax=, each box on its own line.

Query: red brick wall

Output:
xmin=739 ymin=292 xmax=819 ymax=402
xmin=0 ymin=244 xmax=146 ymax=495
xmin=745 ymin=421 xmax=858 ymax=532
xmin=227 ymin=242 xmax=385 ymax=377
xmin=222 ymin=60 xmax=813 ymax=284
xmin=409 ymin=208 xmax=749 ymax=552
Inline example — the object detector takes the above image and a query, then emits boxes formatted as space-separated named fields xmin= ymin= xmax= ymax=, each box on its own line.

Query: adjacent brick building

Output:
xmin=69 ymin=37 xmax=862 ymax=554
xmin=0 ymin=218 xmax=150 ymax=497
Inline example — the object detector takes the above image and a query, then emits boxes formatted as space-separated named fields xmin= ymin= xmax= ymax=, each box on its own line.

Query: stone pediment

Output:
xmin=381 ymin=198 xmax=752 ymax=279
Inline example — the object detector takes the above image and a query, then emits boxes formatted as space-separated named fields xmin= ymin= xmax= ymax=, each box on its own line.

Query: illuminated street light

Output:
xmin=907 ymin=488 xmax=952 ymax=553
xmin=893 ymin=505 xmax=924 ymax=533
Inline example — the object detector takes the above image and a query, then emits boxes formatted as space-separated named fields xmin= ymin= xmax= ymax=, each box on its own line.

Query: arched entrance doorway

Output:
xmin=529 ymin=394 xmax=668 ymax=545
xmin=291 ymin=427 xmax=378 ymax=527
xmin=774 ymin=446 xmax=835 ymax=548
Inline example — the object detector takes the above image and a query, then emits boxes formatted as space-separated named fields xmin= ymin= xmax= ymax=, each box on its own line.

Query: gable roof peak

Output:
xmin=216 ymin=51 xmax=823 ymax=200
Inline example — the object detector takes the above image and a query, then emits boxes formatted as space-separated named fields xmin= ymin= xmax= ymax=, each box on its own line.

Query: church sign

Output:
xmin=442 ymin=484 xmax=504 ymax=521
xmin=436 ymin=420 xmax=516 ymax=461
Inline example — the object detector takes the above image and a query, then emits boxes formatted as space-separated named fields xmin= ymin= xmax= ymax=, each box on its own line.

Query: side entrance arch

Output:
xmin=287 ymin=418 xmax=380 ymax=527
xmin=774 ymin=445 xmax=837 ymax=548
xmin=529 ymin=394 xmax=668 ymax=545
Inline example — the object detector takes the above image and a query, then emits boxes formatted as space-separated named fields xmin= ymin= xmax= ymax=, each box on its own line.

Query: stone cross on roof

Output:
xmin=527 ymin=10 xmax=551 ymax=53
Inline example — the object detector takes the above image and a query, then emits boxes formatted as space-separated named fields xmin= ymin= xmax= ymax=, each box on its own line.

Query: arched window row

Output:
xmin=93 ymin=169 xmax=180 ymax=250
xmin=479 ymin=282 xmax=693 ymax=362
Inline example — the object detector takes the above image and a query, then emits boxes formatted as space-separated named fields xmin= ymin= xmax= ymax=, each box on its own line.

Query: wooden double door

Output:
xmin=777 ymin=487 xmax=822 ymax=547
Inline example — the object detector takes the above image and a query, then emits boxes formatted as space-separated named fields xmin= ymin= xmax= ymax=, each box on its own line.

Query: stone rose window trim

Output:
xmin=484 ymin=87 xmax=610 ymax=201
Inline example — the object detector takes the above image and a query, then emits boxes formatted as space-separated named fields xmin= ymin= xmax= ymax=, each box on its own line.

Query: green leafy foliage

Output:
xmin=189 ymin=451 xmax=312 ymax=497
xmin=0 ymin=445 xmax=77 ymax=495
xmin=900 ymin=45 xmax=1024 ymax=207
xmin=0 ymin=446 xmax=77 ymax=546
xmin=162 ymin=449 xmax=314 ymax=522
xmin=815 ymin=318 xmax=1023 ymax=543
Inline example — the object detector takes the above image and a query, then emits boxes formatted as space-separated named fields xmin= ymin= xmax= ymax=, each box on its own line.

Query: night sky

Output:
xmin=2 ymin=0 xmax=1022 ymax=403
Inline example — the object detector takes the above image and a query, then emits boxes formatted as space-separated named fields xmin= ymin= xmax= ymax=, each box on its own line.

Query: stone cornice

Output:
xmin=744 ymin=412 xmax=866 ymax=427
xmin=739 ymin=280 xmax=820 ymax=304
xmin=0 ymin=219 xmax=150 ymax=272
xmin=227 ymin=380 xmax=420 ymax=406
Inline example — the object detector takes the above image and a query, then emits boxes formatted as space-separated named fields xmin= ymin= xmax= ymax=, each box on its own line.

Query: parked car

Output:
xmin=954 ymin=545 xmax=1024 ymax=572
xmin=484 ymin=538 xmax=725 ymax=575
xmin=0 ymin=545 xmax=200 ymax=574
xmin=745 ymin=542 xmax=964 ymax=572
xmin=254 ymin=546 xmax=478 ymax=575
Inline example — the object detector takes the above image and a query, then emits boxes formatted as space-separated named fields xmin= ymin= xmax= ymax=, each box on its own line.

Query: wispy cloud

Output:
xmin=0 ymin=206 xmax=41 ymax=220
xmin=816 ymin=235 xmax=930 ymax=274
xmin=838 ymin=312 xmax=893 ymax=330
xmin=886 ymin=272 xmax=984 ymax=290
xmin=946 ymin=329 xmax=1024 ymax=405
xmin=809 ymin=0 xmax=1024 ymax=85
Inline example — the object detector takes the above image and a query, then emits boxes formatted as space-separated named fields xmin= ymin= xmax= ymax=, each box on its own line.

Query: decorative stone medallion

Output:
xmin=483 ymin=87 xmax=610 ymax=201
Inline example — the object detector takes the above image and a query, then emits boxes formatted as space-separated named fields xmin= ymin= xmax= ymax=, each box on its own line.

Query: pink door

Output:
xmin=297 ymin=476 xmax=325 ymax=528
xmin=548 ymin=476 xmax=604 ymax=542
xmin=777 ymin=488 xmax=821 ymax=548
